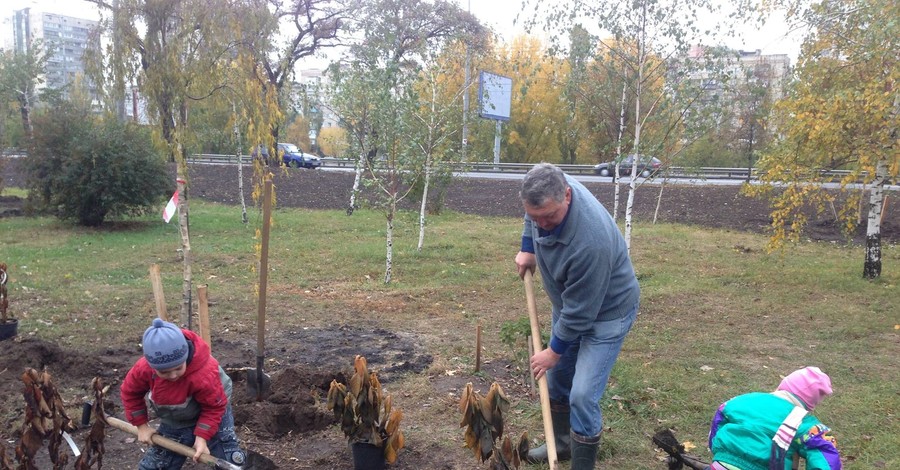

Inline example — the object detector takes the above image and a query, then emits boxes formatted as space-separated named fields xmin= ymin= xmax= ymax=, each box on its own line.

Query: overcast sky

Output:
xmin=3 ymin=0 xmax=803 ymax=63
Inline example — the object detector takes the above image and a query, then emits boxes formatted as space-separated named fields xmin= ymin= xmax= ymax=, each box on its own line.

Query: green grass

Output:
xmin=1 ymin=186 xmax=28 ymax=197
xmin=1 ymin=197 xmax=897 ymax=469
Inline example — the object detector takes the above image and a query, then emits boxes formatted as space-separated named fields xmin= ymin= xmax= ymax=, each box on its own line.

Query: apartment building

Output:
xmin=8 ymin=7 xmax=99 ymax=92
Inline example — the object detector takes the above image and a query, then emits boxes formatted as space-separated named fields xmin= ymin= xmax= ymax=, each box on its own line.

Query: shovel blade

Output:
xmin=246 ymin=367 xmax=272 ymax=401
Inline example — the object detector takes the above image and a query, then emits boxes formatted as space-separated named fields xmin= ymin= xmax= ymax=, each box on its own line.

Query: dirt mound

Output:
xmin=230 ymin=366 xmax=341 ymax=438
xmin=0 ymin=337 xmax=133 ymax=378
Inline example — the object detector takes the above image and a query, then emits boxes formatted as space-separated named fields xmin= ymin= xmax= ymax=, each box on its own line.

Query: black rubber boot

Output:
xmin=569 ymin=431 xmax=601 ymax=470
xmin=525 ymin=402 xmax=572 ymax=463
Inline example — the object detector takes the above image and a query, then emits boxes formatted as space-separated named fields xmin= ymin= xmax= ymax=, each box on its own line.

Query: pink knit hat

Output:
xmin=777 ymin=366 xmax=833 ymax=410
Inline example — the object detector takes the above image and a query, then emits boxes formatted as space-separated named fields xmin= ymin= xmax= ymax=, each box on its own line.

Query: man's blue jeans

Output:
xmin=138 ymin=404 xmax=245 ymax=469
xmin=547 ymin=302 xmax=638 ymax=437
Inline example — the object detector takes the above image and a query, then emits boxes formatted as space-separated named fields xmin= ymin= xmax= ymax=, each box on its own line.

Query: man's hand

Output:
xmin=530 ymin=347 xmax=561 ymax=381
xmin=136 ymin=424 xmax=156 ymax=445
xmin=515 ymin=251 xmax=536 ymax=279
xmin=192 ymin=436 xmax=209 ymax=463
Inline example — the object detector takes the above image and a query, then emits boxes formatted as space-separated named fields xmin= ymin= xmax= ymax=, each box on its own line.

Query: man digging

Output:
xmin=515 ymin=163 xmax=640 ymax=469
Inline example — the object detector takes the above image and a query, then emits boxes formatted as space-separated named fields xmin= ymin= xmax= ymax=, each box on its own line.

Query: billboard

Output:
xmin=478 ymin=71 xmax=512 ymax=122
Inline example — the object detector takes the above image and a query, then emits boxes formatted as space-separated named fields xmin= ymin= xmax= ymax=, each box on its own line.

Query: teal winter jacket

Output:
xmin=708 ymin=391 xmax=841 ymax=470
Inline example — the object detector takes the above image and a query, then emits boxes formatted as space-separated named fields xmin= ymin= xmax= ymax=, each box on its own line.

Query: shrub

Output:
xmin=25 ymin=105 xmax=171 ymax=226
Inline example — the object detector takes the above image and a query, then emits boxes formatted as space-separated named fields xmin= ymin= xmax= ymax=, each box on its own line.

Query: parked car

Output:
xmin=252 ymin=143 xmax=322 ymax=169
xmin=277 ymin=143 xmax=322 ymax=169
xmin=593 ymin=154 xmax=662 ymax=177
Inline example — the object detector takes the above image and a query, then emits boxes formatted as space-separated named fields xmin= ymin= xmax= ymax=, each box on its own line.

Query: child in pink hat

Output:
xmin=777 ymin=366 xmax=833 ymax=410
xmin=706 ymin=366 xmax=841 ymax=470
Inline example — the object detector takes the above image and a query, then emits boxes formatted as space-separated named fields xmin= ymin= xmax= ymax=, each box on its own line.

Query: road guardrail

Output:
xmin=187 ymin=153 xmax=865 ymax=182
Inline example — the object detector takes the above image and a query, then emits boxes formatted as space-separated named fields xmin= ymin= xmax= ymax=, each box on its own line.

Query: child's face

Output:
xmin=154 ymin=362 xmax=187 ymax=381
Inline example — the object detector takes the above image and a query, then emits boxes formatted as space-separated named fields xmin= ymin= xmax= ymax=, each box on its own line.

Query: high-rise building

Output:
xmin=297 ymin=68 xmax=339 ymax=129
xmin=684 ymin=46 xmax=791 ymax=102
xmin=8 ymin=7 xmax=99 ymax=92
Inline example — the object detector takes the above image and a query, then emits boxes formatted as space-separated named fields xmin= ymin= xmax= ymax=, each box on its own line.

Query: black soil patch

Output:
xmin=0 ymin=195 xmax=24 ymax=217
xmin=229 ymin=365 xmax=341 ymax=438
xmin=0 ymin=338 xmax=133 ymax=434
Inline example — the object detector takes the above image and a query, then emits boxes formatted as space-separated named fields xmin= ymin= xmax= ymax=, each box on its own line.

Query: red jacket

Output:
xmin=121 ymin=329 xmax=228 ymax=441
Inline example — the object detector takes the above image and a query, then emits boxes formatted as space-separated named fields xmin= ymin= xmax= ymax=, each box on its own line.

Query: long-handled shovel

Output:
xmin=523 ymin=270 xmax=559 ymax=470
xmin=247 ymin=176 xmax=273 ymax=401
xmin=105 ymin=416 xmax=242 ymax=470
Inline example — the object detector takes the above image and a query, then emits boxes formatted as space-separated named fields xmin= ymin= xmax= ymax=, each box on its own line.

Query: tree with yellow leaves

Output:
xmin=747 ymin=0 xmax=899 ymax=279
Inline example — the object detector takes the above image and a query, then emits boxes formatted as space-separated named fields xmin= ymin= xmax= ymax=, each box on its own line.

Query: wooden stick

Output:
xmin=523 ymin=270 xmax=558 ymax=470
xmin=197 ymin=285 xmax=211 ymax=349
xmin=527 ymin=335 xmax=536 ymax=396
xmin=149 ymin=264 xmax=168 ymax=322
xmin=105 ymin=416 xmax=242 ymax=470
xmin=880 ymin=195 xmax=889 ymax=226
xmin=474 ymin=323 xmax=482 ymax=372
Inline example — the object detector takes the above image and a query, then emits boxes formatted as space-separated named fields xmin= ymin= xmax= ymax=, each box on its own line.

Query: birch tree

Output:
xmin=330 ymin=0 xmax=481 ymax=282
xmin=0 ymin=41 xmax=52 ymax=141
xmin=748 ymin=0 xmax=899 ymax=279
xmin=528 ymin=0 xmax=734 ymax=251
xmin=411 ymin=56 xmax=467 ymax=251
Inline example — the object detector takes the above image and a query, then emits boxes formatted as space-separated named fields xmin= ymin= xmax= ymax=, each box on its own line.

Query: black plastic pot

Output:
xmin=0 ymin=319 xmax=17 ymax=341
xmin=351 ymin=442 xmax=385 ymax=470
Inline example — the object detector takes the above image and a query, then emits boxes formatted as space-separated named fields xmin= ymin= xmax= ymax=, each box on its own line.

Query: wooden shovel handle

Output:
xmin=105 ymin=416 xmax=239 ymax=470
xmin=149 ymin=264 xmax=168 ymax=322
xmin=523 ymin=270 xmax=559 ymax=470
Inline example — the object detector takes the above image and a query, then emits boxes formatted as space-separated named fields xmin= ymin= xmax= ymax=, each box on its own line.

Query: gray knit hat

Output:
xmin=142 ymin=318 xmax=189 ymax=370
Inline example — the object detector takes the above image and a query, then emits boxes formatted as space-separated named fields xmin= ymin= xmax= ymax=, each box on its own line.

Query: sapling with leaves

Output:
xmin=459 ymin=382 xmax=529 ymax=469
xmin=326 ymin=355 xmax=405 ymax=465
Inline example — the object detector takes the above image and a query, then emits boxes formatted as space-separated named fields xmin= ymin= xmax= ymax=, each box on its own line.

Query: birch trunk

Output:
xmin=384 ymin=202 xmax=395 ymax=284
xmin=347 ymin=156 xmax=364 ymax=215
xmin=418 ymin=162 xmax=430 ymax=252
xmin=653 ymin=178 xmax=665 ymax=224
xmin=417 ymin=82 xmax=438 ymax=252
xmin=175 ymin=161 xmax=193 ymax=328
xmin=624 ymin=0 xmax=648 ymax=253
xmin=613 ymin=79 xmax=628 ymax=221
xmin=863 ymin=157 xmax=887 ymax=279
xmin=233 ymin=102 xmax=248 ymax=224
xmin=19 ymin=90 xmax=33 ymax=140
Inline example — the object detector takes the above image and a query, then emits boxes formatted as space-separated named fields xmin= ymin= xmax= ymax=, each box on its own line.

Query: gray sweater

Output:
xmin=523 ymin=175 xmax=640 ymax=352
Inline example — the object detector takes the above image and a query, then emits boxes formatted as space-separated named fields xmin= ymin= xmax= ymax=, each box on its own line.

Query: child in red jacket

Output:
xmin=121 ymin=318 xmax=245 ymax=469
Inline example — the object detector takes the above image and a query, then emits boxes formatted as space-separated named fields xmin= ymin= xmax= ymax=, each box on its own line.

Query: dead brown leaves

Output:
xmin=459 ymin=382 xmax=529 ymax=469
xmin=326 ymin=355 xmax=405 ymax=464
xmin=73 ymin=377 xmax=107 ymax=470
xmin=15 ymin=368 xmax=75 ymax=470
